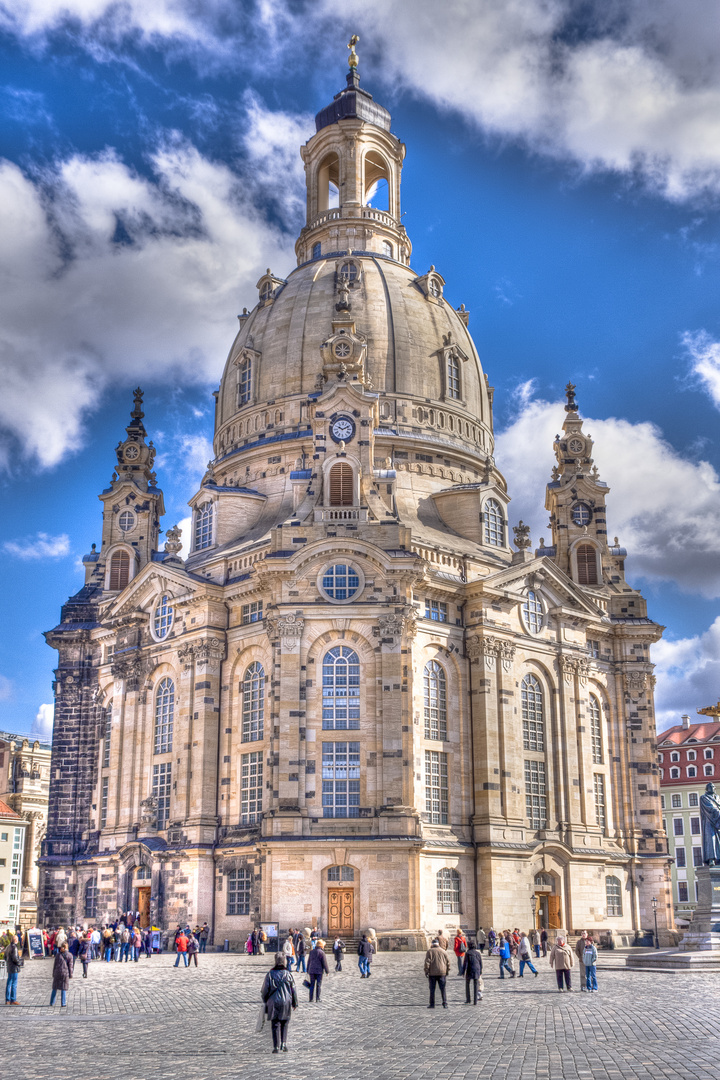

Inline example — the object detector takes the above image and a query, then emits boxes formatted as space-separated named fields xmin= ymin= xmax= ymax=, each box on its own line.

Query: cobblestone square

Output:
xmin=3 ymin=951 xmax=719 ymax=1080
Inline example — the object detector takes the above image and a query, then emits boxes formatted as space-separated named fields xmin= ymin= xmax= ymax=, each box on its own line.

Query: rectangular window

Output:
xmin=690 ymin=816 xmax=701 ymax=835
xmin=100 ymin=776 xmax=109 ymax=829
xmin=322 ymin=742 xmax=360 ymax=818
xmin=675 ymin=847 xmax=686 ymax=868
xmin=425 ymin=599 xmax=448 ymax=623
xmin=425 ymin=750 xmax=449 ymax=824
xmin=689 ymin=792 xmax=699 ymax=807
xmin=227 ymin=868 xmax=251 ymax=915
xmin=674 ymin=818 xmax=684 ymax=836
xmin=671 ymin=793 xmax=682 ymax=808
xmin=660 ymin=795 xmax=665 ymax=809
xmin=594 ymin=774 xmax=606 ymax=829
xmin=678 ymin=881 xmax=689 ymax=903
xmin=152 ymin=762 xmax=172 ymax=829
xmin=447 ymin=353 xmax=460 ymax=399
xmin=587 ymin=640 xmax=600 ymax=659
xmin=241 ymin=601 xmax=263 ymax=624
xmin=103 ymin=707 xmax=112 ymax=769
xmin=241 ymin=752 xmax=263 ymax=824
xmin=525 ymin=760 xmax=547 ymax=829
xmin=693 ymin=846 xmax=703 ymax=867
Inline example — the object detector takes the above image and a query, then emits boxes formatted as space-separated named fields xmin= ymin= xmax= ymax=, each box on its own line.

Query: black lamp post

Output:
xmin=651 ymin=896 xmax=659 ymax=949
xmin=530 ymin=893 xmax=537 ymax=931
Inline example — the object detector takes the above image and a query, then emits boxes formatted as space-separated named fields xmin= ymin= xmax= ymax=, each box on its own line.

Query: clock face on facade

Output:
xmin=330 ymin=416 xmax=355 ymax=443
xmin=124 ymin=444 xmax=140 ymax=461
xmin=568 ymin=437 xmax=584 ymax=455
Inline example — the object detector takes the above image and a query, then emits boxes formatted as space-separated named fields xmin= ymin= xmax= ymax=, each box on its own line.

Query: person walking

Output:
xmin=4 ymin=934 xmax=22 ymax=1005
xmin=187 ymin=932 xmax=199 ymax=968
xmin=78 ymin=934 xmax=91 ymax=979
xmin=261 ymin=953 xmax=297 ymax=1053
xmin=487 ymin=927 xmax=496 ymax=954
xmin=453 ymin=929 xmax=468 ymax=976
xmin=530 ymin=927 xmax=540 ymax=958
xmin=518 ymin=933 xmax=539 ymax=978
xmin=282 ymin=934 xmax=295 ymax=969
xmin=498 ymin=936 xmax=515 ymax=979
xmin=461 ymin=939 xmax=484 ymax=1004
xmin=174 ymin=930 xmax=189 ymax=968
xmin=258 ymin=927 xmax=267 ymax=955
xmin=575 ymin=930 xmax=589 ymax=991
xmin=50 ymin=943 xmax=73 ymax=1007
xmin=540 ymin=927 xmax=548 ymax=957
xmin=332 ymin=936 xmax=345 ymax=971
xmin=293 ymin=929 xmax=306 ymax=973
xmin=476 ymin=927 xmax=486 ymax=954
xmin=90 ymin=926 xmax=100 ymax=960
xmin=359 ymin=933 xmax=375 ymax=978
xmin=583 ymin=936 xmax=598 ymax=993
xmin=549 ymin=936 xmax=574 ymax=992
xmin=436 ymin=929 xmax=449 ymax=951
xmin=307 ymin=938 xmax=329 ymax=1002
xmin=424 ymin=937 xmax=450 ymax=1009
xmin=121 ymin=925 xmax=132 ymax=962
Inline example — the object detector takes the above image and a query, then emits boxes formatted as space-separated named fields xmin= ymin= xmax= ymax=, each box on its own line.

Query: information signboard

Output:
xmin=25 ymin=929 xmax=45 ymax=959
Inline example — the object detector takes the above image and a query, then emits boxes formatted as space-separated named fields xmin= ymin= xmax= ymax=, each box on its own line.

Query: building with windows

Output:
xmin=0 ymin=799 xmax=28 ymax=930
xmin=658 ymin=713 xmax=720 ymax=923
xmin=39 ymin=51 xmax=672 ymax=947
xmin=0 ymin=731 xmax=51 ymax=926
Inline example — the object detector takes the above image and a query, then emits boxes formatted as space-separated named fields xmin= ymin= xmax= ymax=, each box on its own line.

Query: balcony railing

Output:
xmin=315 ymin=507 xmax=368 ymax=522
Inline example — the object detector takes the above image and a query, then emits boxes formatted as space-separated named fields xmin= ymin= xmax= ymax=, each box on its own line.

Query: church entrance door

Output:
xmin=138 ymin=887 xmax=151 ymax=928
xmin=328 ymin=889 xmax=354 ymax=934
xmin=547 ymin=895 xmax=562 ymax=930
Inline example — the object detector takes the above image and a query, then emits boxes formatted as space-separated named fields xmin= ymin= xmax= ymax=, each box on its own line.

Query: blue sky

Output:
xmin=2 ymin=0 xmax=720 ymax=738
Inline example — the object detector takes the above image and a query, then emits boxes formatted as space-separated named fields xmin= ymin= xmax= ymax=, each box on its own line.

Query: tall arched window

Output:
xmin=424 ymin=660 xmax=447 ymax=741
xmin=242 ymin=662 xmax=265 ymax=742
xmin=589 ymin=695 xmax=603 ymax=764
xmin=84 ymin=878 xmax=98 ymax=919
xmin=102 ymin=702 xmax=112 ymax=769
xmin=522 ymin=674 xmax=544 ymax=751
xmin=577 ymin=543 xmax=599 ymax=585
xmin=154 ymin=678 xmax=174 ymax=755
xmin=328 ymin=462 xmax=354 ymax=506
xmin=447 ymin=352 xmax=460 ymax=399
xmin=483 ymin=499 xmax=503 ymax=547
xmin=195 ymin=502 xmax=213 ymax=550
xmin=437 ymin=868 xmax=460 ymax=914
xmin=606 ymin=876 xmax=622 ymax=916
xmin=109 ymin=550 xmax=130 ymax=590
xmin=322 ymin=646 xmax=360 ymax=729
xmin=238 ymin=357 xmax=252 ymax=404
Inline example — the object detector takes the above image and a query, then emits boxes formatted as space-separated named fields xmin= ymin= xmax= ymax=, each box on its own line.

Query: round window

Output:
xmin=124 ymin=444 xmax=139 ymax=461
xmin=319 ymin=564 xmax=362 ymax=602
xmin=334 ymin=341 xmax=351 ymax=359
xmin=118 ymin=510 xmax=135 ymax=532
xmin=572 ymin=503 xmax=592 ymax=526
xmin=153 ymin=594 xmax=174 ymax=639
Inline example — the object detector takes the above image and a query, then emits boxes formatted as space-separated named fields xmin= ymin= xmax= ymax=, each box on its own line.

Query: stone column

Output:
xmin=374 ymin=608 xmax=416 ymax=831
xmin=181 ymin=637 xmax=225 ymax=842
xmin=266 ymin=614 xmax=305 ymax=831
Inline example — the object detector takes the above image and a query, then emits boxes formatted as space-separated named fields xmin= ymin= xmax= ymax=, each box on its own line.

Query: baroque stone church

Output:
xmin=40 ymin=50 xmax=673 ymax=947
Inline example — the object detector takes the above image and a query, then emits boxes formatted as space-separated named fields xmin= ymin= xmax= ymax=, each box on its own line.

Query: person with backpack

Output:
xmin=583 ymin=936 xmax=598 ymax=992
xmin=461 ymin=939 xmax=484 ymax=1004
xmin=4 ymin=934 xmax=22 ymax=1005
xmin=453 ymin=929 xmax=468 ymax=976
xmin=517 ymin=932 xmax=539 ymax=977
xmin=261 ymin=953 xmax=297 ymax=1053
xmin=332 ymin=936 xmax=345 ymax=971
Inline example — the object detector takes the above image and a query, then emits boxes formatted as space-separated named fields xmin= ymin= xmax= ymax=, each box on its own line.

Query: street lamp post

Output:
xmin=530 ymin=893 xmax=537 ymax=932
xmin=651 ymin=896 xmax=659 ymax=949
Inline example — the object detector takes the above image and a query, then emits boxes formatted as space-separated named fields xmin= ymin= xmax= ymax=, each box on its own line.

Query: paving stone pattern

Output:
xmin=4 ymin=952 xmax=719 ymax=1080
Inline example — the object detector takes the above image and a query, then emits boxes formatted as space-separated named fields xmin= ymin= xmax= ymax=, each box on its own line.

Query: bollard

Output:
xmin=224 ymin=939 xmax=229 ymax=952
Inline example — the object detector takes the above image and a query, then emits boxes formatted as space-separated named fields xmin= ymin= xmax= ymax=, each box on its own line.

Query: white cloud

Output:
xmin=0 ymin=675 xmax=13 ymax=702
xmin=30 ymin=702 xmax=54 ymax=741
xmin=175 ymin=515 xmax=192 ymax=556
xmin=683 ymin=329 xmax=720 ymax=408
xmin=3 ymin=532 xmax=70 ymax=559
xmin=0 ymin=133 xmax=297 ymax=471
xmin=496 ymin=388 xmax=720 ymax=596
xmin=653 ymin=619 xmax=720 ymax=732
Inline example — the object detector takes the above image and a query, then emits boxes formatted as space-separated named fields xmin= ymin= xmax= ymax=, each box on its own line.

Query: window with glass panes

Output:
xmin=238 ymin=358 xmax=252 ymax=404
xmin=322 ymin=564 xmax=360 ymax=600
xmin=671 ymin=793 xmax=682 ymax=808
xmin=103 ymin=703 xmax=112 ymax=769
xmin=525 ymin=760 xmax=547 ymax=828
xmin=241 ymin=601 xmax=263 ymax=624
xmin=522 ymin=590 xmax=543 ymax=634
xmin=328 ymin=865 xmax=355 ymax=881
xmin=100 ymin=775 xmax=109 ymax=828
xmin=154 ymin=678 xmax=174 ymax=754
xmin=194 ymin=502 xmax=213 ymax=550
xmin=675 ymin=847 xmax=687 ymax=868
xmin=689 ymin=793 xmax=699 ymax=807
xmin=447 ymin=352 xmax=460 ymax=399
xmin=606 ymin=876 xmax=622 ymax=916
xmin=425 ymin=599 xmax=448 ymax=622
xmin=322 ymin=646 xmax=360 ymax=729
xmin=425 ymin=750 xmax=448 ymax=824
xmin=483 ymin=499 xmax=503 ymax=547
xmin=691 ymin=816 xmax=701 ymax=835
xmin=241 ymin=752 xmax=263 ymax=824
xmin=594 ymin=773 xmax=606 ymax=828
xmin=152 ymin=762 xmax=171 ymax=828
xmin=322 ymin=742 xmax=360 ymax=818
xmin=693 ymin=846 xmax=703 ymax=866
xmin=589 ymin=696 xmax=603 ymax=763
xmin=424 ymin=660 xmax=447 ymax=740
xmin=678 ymin=881 xmax=689 ymax=903
xmin=437 ymin=868 xmax=460 ymax=913
xmin=153 ymin=594 xmax=173 ymax=638
xmin=227 ymin=868 xmax=251 ymax=915
xmin=242 ymin=662 xmax=264 ymax=742
xmin=521 ymin=674 xmax=544 ymax=751
xmin=674 ymin=818 xmax=684 ymax=835
xmin=84 ymin=879 xmax=98 ymax=919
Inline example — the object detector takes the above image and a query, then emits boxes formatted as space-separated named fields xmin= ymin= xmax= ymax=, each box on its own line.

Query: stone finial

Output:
xmin=564 ymin=381 xmax=577 ymax=413
xmin=347 ymin=34 xmax=359 ymax=69
xmin=164 ymin=524 xmax=182 ymax=555
xmin=132 ymin=387 xmax=144 ymax=420
xmin=513 ymin=520 xmax=532 ymax=550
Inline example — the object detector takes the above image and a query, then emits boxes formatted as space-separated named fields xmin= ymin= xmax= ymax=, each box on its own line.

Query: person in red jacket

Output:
xmin=453 ymin=930 xmax=468 ymax=976
xmin=174 ymin=931 xmax=189 ymax=967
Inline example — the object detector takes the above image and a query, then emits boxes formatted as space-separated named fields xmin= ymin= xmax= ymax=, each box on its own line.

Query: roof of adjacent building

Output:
xmin=657 ymin=721 xmax=720 ymax=746
xmin=0 ymin=798 xmax=26 ymax=822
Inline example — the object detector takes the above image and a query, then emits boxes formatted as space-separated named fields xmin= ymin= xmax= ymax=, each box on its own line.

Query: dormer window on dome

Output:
xmin=415 ymin=266 xmax=445 ymax=304
xmin=339 ymin=261 xmax=359 ymax=283
xmin=256 ymin=270 xmax=286 ymax=306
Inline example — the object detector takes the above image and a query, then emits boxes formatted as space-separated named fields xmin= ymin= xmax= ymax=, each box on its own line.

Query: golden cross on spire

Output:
xmin=348 ymin=35 xmax=359 ymax=69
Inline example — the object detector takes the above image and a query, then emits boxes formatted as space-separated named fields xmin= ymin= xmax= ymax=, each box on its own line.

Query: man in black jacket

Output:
xmin=4 ymin=935 xmax=22 ymax=1005
xmin=293 ymin=929 xmax=306 ymax=973
xmin=461 ymin=939 xmax=484 ymax=1004
xmin=306 ymin=939 xmax=329 ymax=1002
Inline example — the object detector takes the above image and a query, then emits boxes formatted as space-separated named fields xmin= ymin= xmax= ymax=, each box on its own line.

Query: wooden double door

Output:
xmin=137 ymin=887 xmax=151 ymax=929
xmin=328 ymin=889 xmax=354 ymax=934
